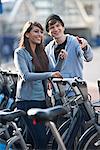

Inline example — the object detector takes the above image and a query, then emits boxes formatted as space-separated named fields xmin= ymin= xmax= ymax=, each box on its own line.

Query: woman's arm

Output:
xmin=14 ymin=50 xmax=52 ymax=81
xmin=14 ymin=49 xmax=62 ymax=81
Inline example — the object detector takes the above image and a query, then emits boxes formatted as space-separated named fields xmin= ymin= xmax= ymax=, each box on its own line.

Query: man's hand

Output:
xmin=77 ymin=36 xmax=88 ymax=50
xmin=58 ymin=49 xmax=68 ymax=60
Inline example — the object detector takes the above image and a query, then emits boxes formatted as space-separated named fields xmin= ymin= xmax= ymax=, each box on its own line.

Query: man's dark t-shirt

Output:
xmin=54 ymin=37 xmax=67 ymax=61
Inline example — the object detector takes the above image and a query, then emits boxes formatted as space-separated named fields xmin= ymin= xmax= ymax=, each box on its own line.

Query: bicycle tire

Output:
xmin=47 ymin=118 xmax=70 ymax=149
xmin=77 ymin=125 xmax=100 ymax=150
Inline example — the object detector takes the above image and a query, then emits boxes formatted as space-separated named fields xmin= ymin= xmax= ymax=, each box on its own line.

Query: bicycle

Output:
xmin=47 ymin=77 xmax=96 ymax=149
xmin=27 ymin=105 xmax=69 ymax=150
xmin=0 ymin=69 xmax=17 ymax=110
xmin=0 ymin=109 xmax=31 ymax=150
xmin=76 ymin=79 xmax=100 ymax=150
xmin=98 ymin=79 xmax=100 ymax=99
xmin=1 ymin=73 xmax=100 ymax=150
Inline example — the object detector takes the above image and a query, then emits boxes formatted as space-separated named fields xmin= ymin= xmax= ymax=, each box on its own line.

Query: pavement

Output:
xmin=83 ymin=47 xmax=100 ymax=101
xmin=87 ymin=82 xmax=99 ymax=101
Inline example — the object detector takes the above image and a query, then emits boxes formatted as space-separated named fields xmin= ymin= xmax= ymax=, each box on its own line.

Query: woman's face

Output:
xmin=26 ymin=25 xmax=44 ymax=44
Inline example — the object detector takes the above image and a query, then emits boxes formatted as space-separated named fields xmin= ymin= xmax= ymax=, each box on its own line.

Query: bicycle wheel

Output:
xmin=47 ymin=118 xmax=70 ymax=149
xmin=77 ymin=125 xmax=100 ymax=150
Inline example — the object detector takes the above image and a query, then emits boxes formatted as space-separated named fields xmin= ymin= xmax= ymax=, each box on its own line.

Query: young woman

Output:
xmin=14 ymin=21 xmax=64 ymax=149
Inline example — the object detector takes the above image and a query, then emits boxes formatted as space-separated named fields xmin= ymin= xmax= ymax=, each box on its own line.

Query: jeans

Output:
xmin=16 ymin=100 xmax=47 ymax=149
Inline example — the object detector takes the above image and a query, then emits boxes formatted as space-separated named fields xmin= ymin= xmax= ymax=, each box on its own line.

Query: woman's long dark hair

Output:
xmin=19 ymin=21 xmax=49 ymax=72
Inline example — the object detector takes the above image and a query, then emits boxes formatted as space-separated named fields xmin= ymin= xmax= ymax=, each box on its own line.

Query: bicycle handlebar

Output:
xmin=49 ymin=77 xmax=88 ymax=100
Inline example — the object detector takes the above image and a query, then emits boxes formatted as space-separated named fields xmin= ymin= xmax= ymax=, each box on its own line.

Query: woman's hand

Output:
xmin=51 ymin=71 xmax=63 ymax=78
xmin=58 ymin=49 xmax=68 ymax=60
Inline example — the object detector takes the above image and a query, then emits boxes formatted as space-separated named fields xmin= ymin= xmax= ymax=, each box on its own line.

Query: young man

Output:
xmin=45 ymin=14 xmax=93 ymax=80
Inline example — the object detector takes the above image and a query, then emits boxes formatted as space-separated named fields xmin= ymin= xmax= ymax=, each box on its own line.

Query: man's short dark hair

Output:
xmin=45 ymin=14 xmax=64 ymax=32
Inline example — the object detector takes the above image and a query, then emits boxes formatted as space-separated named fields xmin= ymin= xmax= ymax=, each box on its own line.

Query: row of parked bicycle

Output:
xmin=0 ymin=68 xmax=100 ymax=150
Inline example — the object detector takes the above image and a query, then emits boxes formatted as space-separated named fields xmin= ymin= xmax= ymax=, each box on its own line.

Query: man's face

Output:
xmin=48 ymin=21 xmax=64 ymax=39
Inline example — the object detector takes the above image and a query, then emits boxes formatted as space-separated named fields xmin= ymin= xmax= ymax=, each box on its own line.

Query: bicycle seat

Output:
xmin=0 ymin=109 xmax=26 ymax=124
xmin=27 ymin=105 xmax=67 ymax=122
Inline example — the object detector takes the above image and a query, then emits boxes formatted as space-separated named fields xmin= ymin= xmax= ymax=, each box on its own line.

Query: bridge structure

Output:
xmin=0 ymin=0 xmax=93 ymax=36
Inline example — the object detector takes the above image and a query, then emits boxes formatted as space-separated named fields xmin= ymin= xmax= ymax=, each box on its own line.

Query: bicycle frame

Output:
xmin=27 ymin=105 xmax=68 ymax=150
